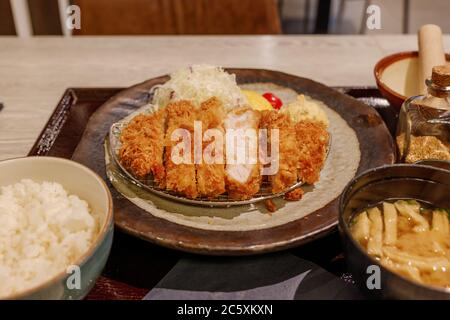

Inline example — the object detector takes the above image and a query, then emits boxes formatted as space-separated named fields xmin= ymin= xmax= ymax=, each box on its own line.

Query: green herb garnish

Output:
xmin=439 ymin=208 xmax=450 ymax=219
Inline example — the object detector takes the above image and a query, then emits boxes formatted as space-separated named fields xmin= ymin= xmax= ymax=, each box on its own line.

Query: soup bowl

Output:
xmin=339 ymin=164 xmax=450 ymax=300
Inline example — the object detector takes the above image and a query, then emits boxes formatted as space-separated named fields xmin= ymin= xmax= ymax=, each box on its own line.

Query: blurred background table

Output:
xmin=1 ymin=35 xmax=449 ymax=161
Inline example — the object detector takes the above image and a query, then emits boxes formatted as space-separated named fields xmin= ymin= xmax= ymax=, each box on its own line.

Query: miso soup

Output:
xmin=350 ymin=200 xmax=450 ymax=289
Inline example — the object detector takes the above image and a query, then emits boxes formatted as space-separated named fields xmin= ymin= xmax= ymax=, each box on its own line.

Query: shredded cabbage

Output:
xmin=152 ymin=65 xmax=247 ymax=111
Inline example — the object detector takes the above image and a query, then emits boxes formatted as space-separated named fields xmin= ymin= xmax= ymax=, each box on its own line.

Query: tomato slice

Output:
xmin=262 ymin=92 xmax=283 ymax=110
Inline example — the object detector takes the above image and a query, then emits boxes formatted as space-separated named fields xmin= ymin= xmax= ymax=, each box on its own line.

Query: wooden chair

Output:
xmin=72 ymin=0 xmax=281 ymax=35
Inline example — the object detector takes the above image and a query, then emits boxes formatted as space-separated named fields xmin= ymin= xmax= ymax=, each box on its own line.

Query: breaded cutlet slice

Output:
xmin=260 ymin=110 xmax=299 ymax=194
xmin=294 ymin=120 xmax=329 ymax=185
xmin=224 ymin=107 xmax=262 ymax=200
xmin=196 ymin=97 xmax=226 ymax=198
xmin=164 ymin=100 xmax=198 ymax=199
xmin=119 ymin=109 xmax=166 ymax=187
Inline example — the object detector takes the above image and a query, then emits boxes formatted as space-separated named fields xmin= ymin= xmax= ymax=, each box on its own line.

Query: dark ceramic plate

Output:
xmin=71 ymin=69 xmax=395 ymax=255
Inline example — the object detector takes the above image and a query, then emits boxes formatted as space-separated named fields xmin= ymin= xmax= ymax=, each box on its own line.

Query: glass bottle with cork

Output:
xmin=396 ymin=65 xmax=450 ymax=163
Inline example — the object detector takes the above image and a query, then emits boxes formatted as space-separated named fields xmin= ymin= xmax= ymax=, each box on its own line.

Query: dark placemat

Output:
xmin=144 ymin=251 xmax=362 ymax=300
xmin=28 ymin=86 xmax=396 ymax=300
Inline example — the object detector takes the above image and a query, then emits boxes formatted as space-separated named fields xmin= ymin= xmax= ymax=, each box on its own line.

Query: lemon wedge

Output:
xmin=242 ymin=90 xmax=273 ymax=111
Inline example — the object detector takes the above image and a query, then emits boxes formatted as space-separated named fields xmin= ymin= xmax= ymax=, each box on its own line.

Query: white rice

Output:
xmin=0 ymin=179 xmax=98 ymax=298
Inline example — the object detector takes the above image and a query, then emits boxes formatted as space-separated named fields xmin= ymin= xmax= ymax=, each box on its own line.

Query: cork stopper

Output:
xmin=431 ymin=65 xmax=450 ymax=87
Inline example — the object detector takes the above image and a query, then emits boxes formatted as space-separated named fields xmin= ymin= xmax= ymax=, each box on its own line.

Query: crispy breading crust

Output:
xmin=119 ymin=109 xmax=166 ymax=186
xmin=284 ymin=188 xmax=304 ymax=201
xmin=264 ymin=199 xmax=277 ymax=213
xmin=294 ymin=121 xmax=329 ymax=185
xmin=260 ymin=110 xmax=299 ymax=194
xmin=164 ymin=100 xmax=198 ymax=199
xmin=196 ymin=97 xmax=226 ymax=198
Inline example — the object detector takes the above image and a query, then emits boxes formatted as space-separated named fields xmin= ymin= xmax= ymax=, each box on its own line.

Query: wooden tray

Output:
xmin=29 ymin=86 xmax=397 ymax=300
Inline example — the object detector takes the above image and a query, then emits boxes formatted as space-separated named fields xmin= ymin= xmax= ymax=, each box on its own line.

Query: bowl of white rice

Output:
xmin=0 ymin=156 xmax=113 ymax=299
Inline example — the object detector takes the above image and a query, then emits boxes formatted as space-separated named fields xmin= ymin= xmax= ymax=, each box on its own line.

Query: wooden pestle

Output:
xmin=418 ymin=24 xmax=446 ymax=94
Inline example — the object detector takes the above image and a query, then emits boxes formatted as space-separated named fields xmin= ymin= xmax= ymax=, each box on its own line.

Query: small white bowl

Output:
xmin=0 ymin=156 xmax=113 ymax=300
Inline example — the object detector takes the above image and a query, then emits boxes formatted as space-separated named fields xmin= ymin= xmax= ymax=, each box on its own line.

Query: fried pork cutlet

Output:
xmin=264 ymin=199 xmax=277 ymax=213
xmin=119 ymin=109 xmax=166 ymax=186
xmin=260 ymin=110 xmax=299 ymax=194
xmin=284 ymin=187 xmax=304 ymax=201
xmin=294 ymin=120 xmax=329 ymax=185
xmin=164 ymin=100 xmax=198 ymax=198
xmin=196 ymin=98 xmax=226 ymax=198
xmin=224 ymin=107 xmax=262 ymax=200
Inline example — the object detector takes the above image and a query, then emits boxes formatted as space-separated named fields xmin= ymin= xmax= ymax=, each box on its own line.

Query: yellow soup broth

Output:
xmin=351 ymin=200 xmax=450 ymax=289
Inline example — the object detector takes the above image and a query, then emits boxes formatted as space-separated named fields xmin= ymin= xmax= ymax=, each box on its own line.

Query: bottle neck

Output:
xmin=427 ymin=87 xmax=450 ymax=99
xmin=426 ymin=79 xmax=450 ymax=99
